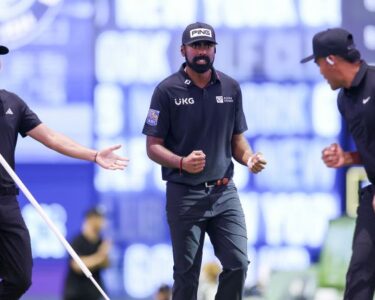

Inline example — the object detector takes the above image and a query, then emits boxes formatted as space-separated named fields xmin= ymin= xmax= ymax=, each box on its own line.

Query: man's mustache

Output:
xmin=193 ymin=56 xmax=210 ymax=64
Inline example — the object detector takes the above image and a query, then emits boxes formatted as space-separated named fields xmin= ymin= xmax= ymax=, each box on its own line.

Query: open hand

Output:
xmin=96 ymin=145 xmax=129 ymax=170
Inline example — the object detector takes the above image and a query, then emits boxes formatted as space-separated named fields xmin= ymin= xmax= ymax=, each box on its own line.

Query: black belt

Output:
xmin=197 ymin=177 xmax=230 ymax=188
xmin=0 ymin=186 xmax=19 ymax=196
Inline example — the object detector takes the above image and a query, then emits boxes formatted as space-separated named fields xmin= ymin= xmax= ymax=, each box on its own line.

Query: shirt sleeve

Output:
xmin=233 ymin=83 xmax=248 ymax=134
xmin=17 ymin=97 xmax=42 ymax=137
xmin=142 ymin=86 xmax=170 ymax=139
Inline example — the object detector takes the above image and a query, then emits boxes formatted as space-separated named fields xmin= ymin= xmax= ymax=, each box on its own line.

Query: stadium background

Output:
xmin=0 ymin=0 xmax=374 ymax=299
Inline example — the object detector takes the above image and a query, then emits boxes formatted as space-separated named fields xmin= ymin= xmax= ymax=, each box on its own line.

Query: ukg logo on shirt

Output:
xmin=174 ymin=98 xmax=195 ymax=105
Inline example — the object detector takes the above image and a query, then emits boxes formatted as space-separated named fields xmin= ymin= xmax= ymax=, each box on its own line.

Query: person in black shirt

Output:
xmin=143 ymin=22 xmax=266 ymax=300
xmin=63 ymin=207 xmax=110 ymax=300
xmin=0 ymin=45 xmax=128 ymax=300
xmin=301 ymin=28 xmax=375 ymax=300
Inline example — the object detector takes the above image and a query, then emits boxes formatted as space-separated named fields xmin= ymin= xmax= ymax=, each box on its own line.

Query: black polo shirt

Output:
xmin=338 ymin=61 xmax=375 ymax=184
xmin=63 ymin=234 xmax=105 ymax=300
xmin=143 ymin=64 xmax=248 ymax=185
xmin=0 ymin=89 xmax=41 ymax=188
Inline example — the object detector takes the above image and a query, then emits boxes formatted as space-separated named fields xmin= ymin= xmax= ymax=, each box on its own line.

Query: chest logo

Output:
xmin=362 ymin=96 xmax=371 ymax=104
xmin=174 ymin=98 xmax=194 ymax=105
xmin=5 ymin=108 xmax=13 ymax=115
xmin=216 ymin=96 xmax=233 ymax=103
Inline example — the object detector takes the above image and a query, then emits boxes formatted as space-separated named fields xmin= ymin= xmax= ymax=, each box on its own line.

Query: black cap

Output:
xmin=0 ymin=45 xmax=9 ymax=55
xmin=182 ymin=22 xmax=217 ymax=45
xmin=300 ymin=28 xmax=357 ymax=63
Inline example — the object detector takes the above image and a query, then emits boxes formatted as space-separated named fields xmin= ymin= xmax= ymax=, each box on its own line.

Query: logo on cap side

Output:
xmin=190 ymin=28 xmax=212 ymax=39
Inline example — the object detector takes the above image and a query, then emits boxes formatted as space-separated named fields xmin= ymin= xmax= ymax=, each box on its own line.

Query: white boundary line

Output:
xmin=0 ymin=153 xmax=110 ymax=300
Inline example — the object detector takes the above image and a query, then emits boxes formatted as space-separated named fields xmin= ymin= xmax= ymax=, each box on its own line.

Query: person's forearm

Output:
xmin=232 ymin=147 xmax=252 ymax=166
xmin=99 ymin=257 xmax=110 ymax=268
xmin=147 ymin=142 xmax=181 ymax=169
xmin=343 ymin=151 xmax=362 ymax=166
xmin=28 ymin=124 xmax=96 ymax=161
xmin=45 ymin=131 xmax=96 ymax=161
xmin=71 ymin=253 xmax=108 ymax=274
xmin=231 ymin=134 xmax=253 ymax=166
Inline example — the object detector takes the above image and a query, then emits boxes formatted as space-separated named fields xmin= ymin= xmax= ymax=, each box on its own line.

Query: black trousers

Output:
xmin=344 ymin=185 xmax=375 ymax=300
xmin=166 ymin=180 xmax=249 ymax=300
xmin=0 ymin=195 xmax=32 ymax=300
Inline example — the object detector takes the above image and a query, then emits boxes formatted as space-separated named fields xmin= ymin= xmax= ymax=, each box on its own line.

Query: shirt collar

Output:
xmin=349 ymin=60 xmax=368 ymax=89
xmin=178 ymin=63 xmax=220 ymax=85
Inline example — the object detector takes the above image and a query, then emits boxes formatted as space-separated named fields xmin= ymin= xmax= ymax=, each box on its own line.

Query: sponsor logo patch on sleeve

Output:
xmin=146 ymin=109 xmax=160 ymax=126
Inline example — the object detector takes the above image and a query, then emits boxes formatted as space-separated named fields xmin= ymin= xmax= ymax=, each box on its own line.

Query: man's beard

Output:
xmin=185 ymin=55 xmax=213 ymax=73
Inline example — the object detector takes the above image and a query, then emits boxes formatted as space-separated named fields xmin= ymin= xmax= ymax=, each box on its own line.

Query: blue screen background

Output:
xmin=0 ymin=0 xmax=374 ymax=299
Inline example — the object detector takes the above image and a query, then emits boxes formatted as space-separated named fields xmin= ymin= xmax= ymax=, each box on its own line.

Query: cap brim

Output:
xmin=300 ymin=54 xmax=314 ymax=64
xmin=184 ymin=38 xmax=217 ymax=45
xmin=0 ymin=45 xmax=9 ymax=55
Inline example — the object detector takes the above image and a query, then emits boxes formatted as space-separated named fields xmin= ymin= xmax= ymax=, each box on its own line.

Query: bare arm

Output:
xmin=231 ymin=133 xmax=253 ymax=165
xmin=146 ymin=136 xmax=181 ymax=168
xmin=232 ymin=133 xmax=266 ymax=173
xmin=322 ymin=143 xmax=361 ymax=168
xmin=146 ymin=136 xmax=205 ymax=174
xmin=27 ymin=124 xmax=129 ymax=170
xmin=341 ymin=152 xmax=361 ymax=165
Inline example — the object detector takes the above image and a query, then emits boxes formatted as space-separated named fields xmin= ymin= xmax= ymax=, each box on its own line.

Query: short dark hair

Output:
xmin=342 ymin=48 xmax=361 ymax=63
xmin=157 ymin=284 xmax=171 ymax=293
xmin=84 ymin=206 xmax=105 ymax=219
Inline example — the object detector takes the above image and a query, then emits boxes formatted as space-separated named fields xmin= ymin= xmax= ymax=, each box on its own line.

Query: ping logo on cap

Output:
xmin=190 ymin=28 xmax=212 ymax=39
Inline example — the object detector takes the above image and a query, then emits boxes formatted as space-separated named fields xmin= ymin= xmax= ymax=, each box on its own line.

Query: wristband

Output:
xmin=247 ymin=154 xmax=256 ymax=168
xmin=179 ymin=157 xmax=184 ymax=175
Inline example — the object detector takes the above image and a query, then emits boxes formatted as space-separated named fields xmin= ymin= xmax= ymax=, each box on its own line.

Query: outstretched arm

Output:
xmin=27 ymin=124 xmax=129 ymax=170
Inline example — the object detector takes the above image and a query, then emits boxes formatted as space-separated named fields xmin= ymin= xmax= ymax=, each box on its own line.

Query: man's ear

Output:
xmin=181 ymin=46 xmax=185 ymax=57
